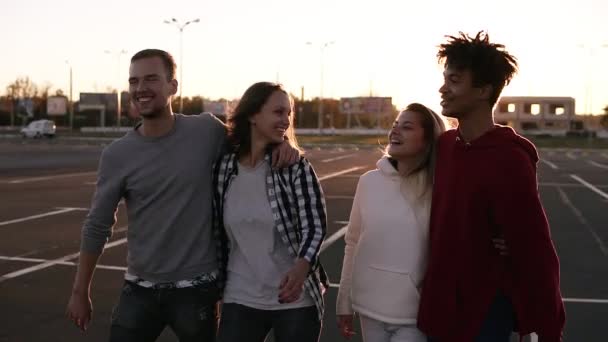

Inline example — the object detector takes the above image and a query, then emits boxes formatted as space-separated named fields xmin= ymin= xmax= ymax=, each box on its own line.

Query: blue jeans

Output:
xmin=217 ymin=303 xmax=321 ymax=342
xmin=109 ymin=281 xmax=219 ymax=342
xmin=427 ymin=293 xmax=515 ymax=342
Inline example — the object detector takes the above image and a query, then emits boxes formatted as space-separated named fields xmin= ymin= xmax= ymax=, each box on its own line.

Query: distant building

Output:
xmin=494 ymin=96 xmax=579 ymax=136
xmin=77 ymin=92 xmax=130 ymax=127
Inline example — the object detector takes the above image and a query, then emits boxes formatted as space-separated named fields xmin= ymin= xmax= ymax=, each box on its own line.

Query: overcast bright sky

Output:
xmin=2 ymin=0 xmax=607 ymax=114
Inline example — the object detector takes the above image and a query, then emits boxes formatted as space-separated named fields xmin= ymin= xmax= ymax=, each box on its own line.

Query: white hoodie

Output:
xmin=336 ymin=156 xmax=431 ymax=324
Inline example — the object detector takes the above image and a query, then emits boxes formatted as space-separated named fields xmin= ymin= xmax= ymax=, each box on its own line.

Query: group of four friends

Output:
xmin=66 ymin=31 xmax=565 ymax=342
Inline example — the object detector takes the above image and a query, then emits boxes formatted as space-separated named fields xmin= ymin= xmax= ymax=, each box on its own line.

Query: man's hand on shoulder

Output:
xmin=272 ymin=140 xmax=301 ymax=168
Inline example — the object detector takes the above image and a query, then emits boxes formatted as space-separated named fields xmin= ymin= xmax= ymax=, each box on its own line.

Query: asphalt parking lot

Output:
xmin=1 ymin=141 xmax=607 ymax=342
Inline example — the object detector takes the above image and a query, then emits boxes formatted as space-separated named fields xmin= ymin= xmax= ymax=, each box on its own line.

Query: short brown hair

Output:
xmin=131 ymin=49 xmax=177 ymax=82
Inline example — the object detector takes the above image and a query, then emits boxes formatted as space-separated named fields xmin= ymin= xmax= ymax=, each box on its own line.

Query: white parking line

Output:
xmin=557 ymin=187 xmax=608 ymax=257
xmin=5 ymin=171 xmax=96 ymax=184
xmin=563 ymin=297 xmax=608 ymax=304
xmin=570 ymin=174 xmax=608 ymax=201
xmin=0 ymin=251 xmax=81 ymax=282
xmin=318 ymin=167 xmax=365 ymax=181
xmin=566 ymin=152 xmax=578 ymax=160
xmin=540 ymin=182 xmax=608 ymax=188
xmin=321 ymin=153 xmax=357 ymax=163
xmin=0 ymin=207 xmax=88 ymax=227
xmin=588 ymin=160 xmax=608 ymax=170
xmin=0 ymin=236 xmax=127 ymax=283
xmin=540 ymin=159 xmax=559 ymax=170
xmin=0 ymin=256 xmax=127 ymax=272
xmin=320 ymin=226 xmax=348 ymax=253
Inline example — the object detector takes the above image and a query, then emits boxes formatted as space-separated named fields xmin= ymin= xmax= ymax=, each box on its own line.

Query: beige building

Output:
xmin=493 ymin=96 xmax=579 ymax=136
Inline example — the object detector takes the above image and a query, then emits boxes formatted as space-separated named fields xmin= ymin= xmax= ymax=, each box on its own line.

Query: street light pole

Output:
xmin=164 ymin=17 xmax=200 ymax=114
xmin=105 ymin=49 xmax=128 ymax=128
xmin=307 ymin=41 xmax=335 ymax=133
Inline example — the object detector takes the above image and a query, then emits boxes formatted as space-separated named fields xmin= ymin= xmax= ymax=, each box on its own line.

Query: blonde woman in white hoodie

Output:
xmin=336 ymin=103 xmax=446 ymax=342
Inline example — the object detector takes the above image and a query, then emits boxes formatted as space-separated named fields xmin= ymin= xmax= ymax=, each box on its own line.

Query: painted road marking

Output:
xmin=571 ymin=175 xmax=608 ymax=201
xmin=0 ymin=207 xmax=88 ymax=227
xmin=557 ymin=187 xmax=608 ymax=257
xmin=320 ymin=226 xmax=348 ymax=253
xmin=540 ymin=159 xmax=559 ymax=170
xmin=318 ymin=167 xmax=365 ymax=181
xmin=5 ymin=171 xmax=96 ymax=184
xmin=0 ymin=256 xmax=127 ymax=272
xmin=0 ymin=228 xmax=128 ymax=283
xmin=588 ymin=160 xmax=608 ymax=170
xmin=321 ymin=153 xmax=357 ymax=163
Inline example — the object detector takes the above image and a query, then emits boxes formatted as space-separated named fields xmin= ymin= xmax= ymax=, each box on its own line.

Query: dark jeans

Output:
xmin=109 ymin=281 xmax=220 ymax=342
xmin=428 ymin=293 xmax=515 ymax=342
xmin=217 ymin=303 xmax=321 ymax=342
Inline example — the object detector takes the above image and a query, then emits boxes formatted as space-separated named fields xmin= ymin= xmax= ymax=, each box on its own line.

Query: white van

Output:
xmin=20 ymin=120 xmax=56 ymax=138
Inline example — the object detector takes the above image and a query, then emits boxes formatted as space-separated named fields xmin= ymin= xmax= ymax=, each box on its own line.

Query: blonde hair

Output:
xmin=385 ymin=103 xmax=446 ymax=195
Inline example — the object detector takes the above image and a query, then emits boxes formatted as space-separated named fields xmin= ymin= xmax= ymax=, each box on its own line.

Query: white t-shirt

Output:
xmin=223 ymin=160 xmax=314 ymax=310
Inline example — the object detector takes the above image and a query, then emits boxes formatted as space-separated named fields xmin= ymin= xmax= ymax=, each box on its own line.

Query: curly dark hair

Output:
xmin=437 ymin=31 xmax=518 ymax=105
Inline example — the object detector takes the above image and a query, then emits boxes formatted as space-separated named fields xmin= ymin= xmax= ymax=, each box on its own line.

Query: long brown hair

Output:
xmin=227 ymin=82 xmax=301 ymax=156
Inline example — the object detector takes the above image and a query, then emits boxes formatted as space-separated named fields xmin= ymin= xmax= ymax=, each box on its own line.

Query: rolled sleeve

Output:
xmin=80 ymin=149 xmax=123 ymax=255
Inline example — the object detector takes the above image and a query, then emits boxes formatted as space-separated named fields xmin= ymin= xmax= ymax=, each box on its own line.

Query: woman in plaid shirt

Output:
xmin=213 ymin=82 xmax=328 ymax=342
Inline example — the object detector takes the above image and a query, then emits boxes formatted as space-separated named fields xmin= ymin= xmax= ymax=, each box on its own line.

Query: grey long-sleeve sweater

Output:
xmin=81 ymin=113 xmax=226 ymax=283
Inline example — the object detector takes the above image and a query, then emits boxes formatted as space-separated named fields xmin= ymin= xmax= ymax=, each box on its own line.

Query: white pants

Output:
xmin=359 ymin=315 xmax=426 ymax=342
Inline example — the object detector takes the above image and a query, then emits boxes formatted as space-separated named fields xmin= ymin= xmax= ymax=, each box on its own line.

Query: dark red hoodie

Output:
xmin=417 ymin=126 xmax=565 ymax=341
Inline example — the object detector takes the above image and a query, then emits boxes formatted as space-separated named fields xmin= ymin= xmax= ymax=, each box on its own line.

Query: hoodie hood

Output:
xmin=454 ymin=125 xmax=539 ymax=164
xmin=376 ymin=156 xmax=400 ymax=178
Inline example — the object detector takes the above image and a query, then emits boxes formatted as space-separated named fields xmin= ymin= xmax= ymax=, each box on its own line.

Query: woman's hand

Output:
xmin=492 ymin=237 xmax=509 ymax=256
xmin=337 ymin=314 xmax=357 ymax=339
xmin=278 ymin=258 xmax=310 ymax=303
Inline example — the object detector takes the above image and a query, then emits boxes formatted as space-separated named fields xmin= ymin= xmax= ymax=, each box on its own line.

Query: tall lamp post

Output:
xmin=307 ymin=41 xmax=335 ymax=133
xmin=164 ymin=18 xmax=200 ymax=114
xmin=105 ymin=49 xmax=128 ymax=128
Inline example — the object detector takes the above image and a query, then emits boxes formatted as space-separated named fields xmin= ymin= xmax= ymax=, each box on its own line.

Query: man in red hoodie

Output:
xmin=417 ymin=31 xmax=565 ymax=342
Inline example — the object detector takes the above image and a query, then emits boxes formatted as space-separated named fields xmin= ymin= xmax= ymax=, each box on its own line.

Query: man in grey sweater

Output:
xmin=65 ymin=49 xmax=297 ymax=341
